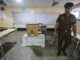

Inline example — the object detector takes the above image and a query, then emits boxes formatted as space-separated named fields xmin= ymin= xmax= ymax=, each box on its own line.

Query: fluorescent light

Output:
xmin=16 ymin=0 xmax=22 ymax=3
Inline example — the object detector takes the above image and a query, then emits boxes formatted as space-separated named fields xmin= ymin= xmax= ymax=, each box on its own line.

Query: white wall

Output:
xmin=0 ymin=6 xmax=80 ymax=33
xmin=0 ymin=6 xmax=64 ymax=28
xmin=12 ymin=12 xmax=59 ymax=25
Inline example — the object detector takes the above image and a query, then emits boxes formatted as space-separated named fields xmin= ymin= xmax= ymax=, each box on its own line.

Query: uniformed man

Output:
xmin=55 ymin=2 xmax=76 ymax=56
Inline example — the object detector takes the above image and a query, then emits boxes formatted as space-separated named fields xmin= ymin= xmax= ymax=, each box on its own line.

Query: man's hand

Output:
xmin=54 ymin=32 xmax=58 ymax=39
xmin=73 ymin=35 xmax=76 ymax=38
xmin=73 ymin=34 xmax=76 ymax=42
xmin=73 ymin=32 xmax=76 ymax=39
xmin=72 ymin=24 xmax=76 ymax=39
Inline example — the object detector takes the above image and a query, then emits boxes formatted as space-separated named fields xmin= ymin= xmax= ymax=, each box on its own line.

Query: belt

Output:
xmin=59 ymin=29 xmax=71 ymax=32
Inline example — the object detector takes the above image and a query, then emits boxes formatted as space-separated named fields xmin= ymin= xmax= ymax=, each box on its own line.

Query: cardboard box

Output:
xmin=27 ymin=24 xmax=39 ymax=36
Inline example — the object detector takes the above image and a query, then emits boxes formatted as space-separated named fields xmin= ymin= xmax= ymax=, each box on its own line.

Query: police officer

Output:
xmin=55 ymin=2 xmax=76 ymax=56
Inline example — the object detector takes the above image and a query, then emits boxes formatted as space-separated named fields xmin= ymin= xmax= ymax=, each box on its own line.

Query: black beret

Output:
xmin=64 ymin=2 xmax=74 ymax=8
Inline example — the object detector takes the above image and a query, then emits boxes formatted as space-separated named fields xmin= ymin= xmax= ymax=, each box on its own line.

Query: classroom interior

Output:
xmin=0 ymin=0 xmax=80 ymax=60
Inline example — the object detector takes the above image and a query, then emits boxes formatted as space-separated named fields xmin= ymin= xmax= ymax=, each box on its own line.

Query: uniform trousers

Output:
xmin=57 ymin=30 xmax=72 ymax=53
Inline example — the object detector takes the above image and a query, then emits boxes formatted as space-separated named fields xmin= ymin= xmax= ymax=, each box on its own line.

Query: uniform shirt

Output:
xmin=56 ymin=13 xmax=76 ymax=31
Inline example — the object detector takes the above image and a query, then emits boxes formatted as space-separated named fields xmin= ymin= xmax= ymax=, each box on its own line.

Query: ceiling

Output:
xmin=5 ymin=0 xmax=80 ymax=7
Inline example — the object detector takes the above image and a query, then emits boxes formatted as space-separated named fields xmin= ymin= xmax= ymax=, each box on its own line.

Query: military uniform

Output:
xmin=56 ymin=13 xmax=76 ymax=54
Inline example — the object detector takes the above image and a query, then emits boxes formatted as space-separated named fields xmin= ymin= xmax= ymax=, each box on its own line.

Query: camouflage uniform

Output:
xmin=56 ymin=13 xmax=76 ymax=53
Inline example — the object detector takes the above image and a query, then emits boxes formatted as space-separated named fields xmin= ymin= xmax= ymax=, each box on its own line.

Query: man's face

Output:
xmin=65 ymin=7 xmax=72 ymax=13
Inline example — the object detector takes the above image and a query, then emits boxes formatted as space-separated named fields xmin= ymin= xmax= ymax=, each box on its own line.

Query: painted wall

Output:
xmin=0 ymin=6 xmax=64 ymax=28
xmin=12 ymin=12 xmax=59 ymax=25
xmin=0 ymin=6 xmax=80 ymax=33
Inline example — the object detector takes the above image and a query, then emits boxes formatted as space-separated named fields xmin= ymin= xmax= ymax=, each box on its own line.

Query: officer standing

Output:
xmin=55 ymin=2 xmax=76 ymax=56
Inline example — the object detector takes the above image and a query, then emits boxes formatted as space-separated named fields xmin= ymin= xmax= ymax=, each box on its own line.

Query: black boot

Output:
xmin=63 ymin=51 xmax=67 ymax=56
xmin=57 ymin=51 xmax=61 ymax=56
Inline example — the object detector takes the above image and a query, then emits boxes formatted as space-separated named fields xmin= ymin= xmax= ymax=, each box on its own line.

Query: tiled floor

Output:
xmin=0 ymin=30 xmax=74 ymax=60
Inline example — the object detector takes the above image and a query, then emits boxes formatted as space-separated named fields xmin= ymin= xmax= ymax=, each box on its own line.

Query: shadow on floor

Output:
xmin=0 ymin=42 xmax=17 ymax=59
xmin=31 ymin=34 xmax=56 ymax=57
xmin=31 ymin=43 xmax=55 ymax=57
